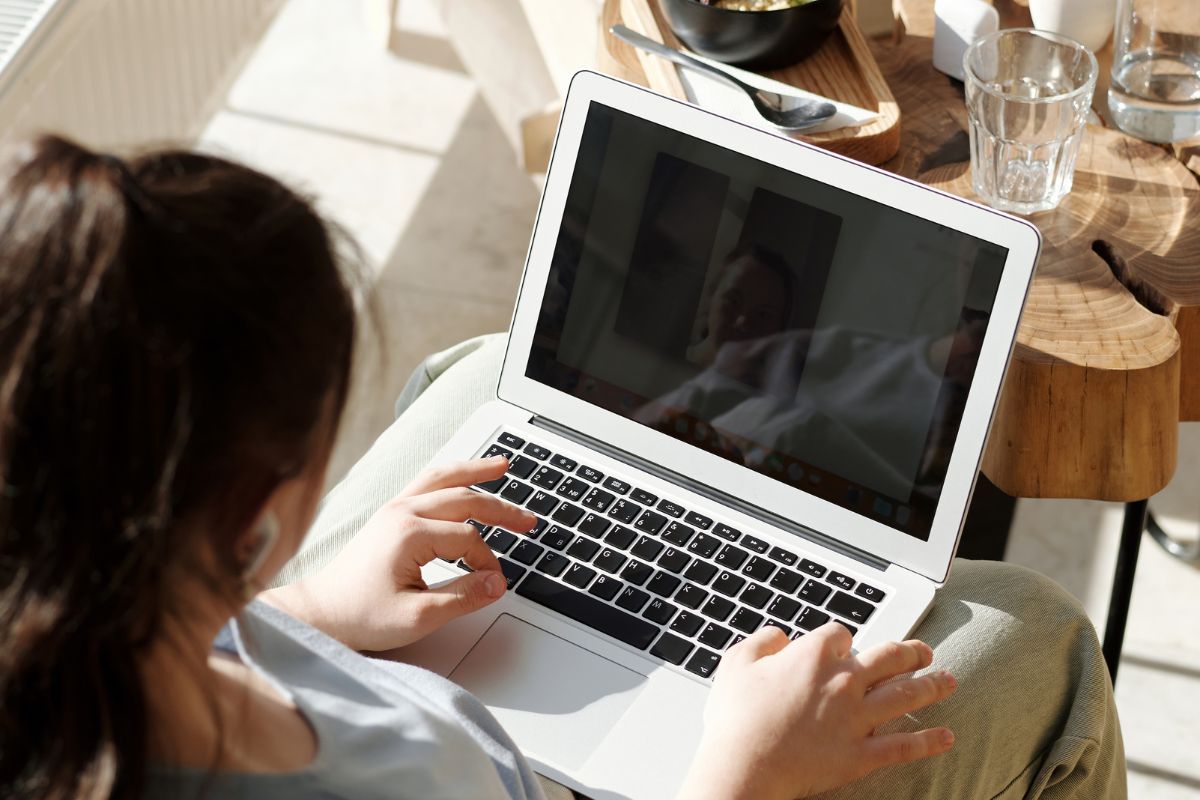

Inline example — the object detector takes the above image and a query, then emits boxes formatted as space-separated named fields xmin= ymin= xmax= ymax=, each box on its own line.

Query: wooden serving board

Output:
xmin=600 ymin=0 xmax=902 ymax=165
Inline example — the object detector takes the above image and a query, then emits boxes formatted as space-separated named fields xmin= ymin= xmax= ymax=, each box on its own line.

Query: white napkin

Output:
xmin=671 ymin=51 xmax=879 ymax=137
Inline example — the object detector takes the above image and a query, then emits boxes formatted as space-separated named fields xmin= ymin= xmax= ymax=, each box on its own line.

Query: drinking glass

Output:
xmin=964 ymin=29 xmax=1098 ymax=214
xmin=1109 ymin=0 xmax=1200 ymax=143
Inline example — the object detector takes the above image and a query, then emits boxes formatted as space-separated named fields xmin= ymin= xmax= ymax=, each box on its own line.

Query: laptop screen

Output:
xmin=526 ymin=102 xmax=1008 ymax=541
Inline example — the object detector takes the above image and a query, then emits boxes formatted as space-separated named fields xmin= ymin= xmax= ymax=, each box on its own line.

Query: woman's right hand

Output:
xmin=677 ymin=623 xmax=957 ymax=800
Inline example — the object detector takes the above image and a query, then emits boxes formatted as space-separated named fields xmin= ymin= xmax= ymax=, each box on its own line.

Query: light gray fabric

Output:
xmin=276 ymin=332 xmax=1126 ymax=800
xmin=147 ymin=601 xmax=547 ymax=800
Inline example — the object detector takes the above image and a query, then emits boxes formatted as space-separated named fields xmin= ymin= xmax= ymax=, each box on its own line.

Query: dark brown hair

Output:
xmin=0 ymin=136 xmax=359 ymax=799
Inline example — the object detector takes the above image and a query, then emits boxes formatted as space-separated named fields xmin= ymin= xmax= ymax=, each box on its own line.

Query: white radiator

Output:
xmin=0 ymin=0 xmax=283 ymax=150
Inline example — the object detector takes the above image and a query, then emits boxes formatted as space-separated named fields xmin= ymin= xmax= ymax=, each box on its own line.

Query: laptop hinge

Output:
xmin=531 ymin=416 xmax=892 ymax=573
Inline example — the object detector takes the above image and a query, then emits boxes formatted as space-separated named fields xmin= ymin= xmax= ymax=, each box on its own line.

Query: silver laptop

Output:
xmin=396 ymin=70 xmax=1040 ymax=800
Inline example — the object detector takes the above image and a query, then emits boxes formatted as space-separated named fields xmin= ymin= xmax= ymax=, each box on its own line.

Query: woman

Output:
xmin=0 ymin=137 xmax=1124 ymax=800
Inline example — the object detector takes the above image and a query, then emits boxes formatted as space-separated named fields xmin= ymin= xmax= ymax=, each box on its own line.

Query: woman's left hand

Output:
xmin=263 ymin=456 xmax=534 ymax=651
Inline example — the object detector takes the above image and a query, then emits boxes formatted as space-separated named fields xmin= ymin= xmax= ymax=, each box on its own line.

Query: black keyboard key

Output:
xmin=647 ymin=571 xmax=682 ymax=597
xmin=566 ymin=536 xmax=601 ymax=561
xmin=687 ymin=533 xmax=721 ymax=559
xmin=763 ymin=620 xmax=792 ymax=637
xmin=657 ymin=499 xmax=686 ymax=518
xmin=530 ymin=517 xmax=549 ymax=537
xmin=701 ymin=595 xmax=736 ymax=621
xmin=827 ymin=591 xmax=875 ymax=624
xmin=742 ymin=535 xmax=770 ymax=553
xmin=675 ymin=584 xmax=708 ymax=610
xmin=508 ymin=455 xmax=538 ymax=479
xmin=670 ymin=611 xmax=704 ymax=637
xmin=743 ymin=556 xmax=776 ymax=582
xmin=657 ymin=547 xmax=690 ymax=574
xmin=531 ymin=465 xmax=564 ymax=490
xmin=769 ymin=546 xmax=798 ymax=566
xmin=605 ymin=525 xmax=637 ymax=550
xmin=740 ymin=583 xmax=773 ymax=609
xmin=582 ymin=488 xmax=615 ymax=513
xmin=834 ymin=620 xmax=858 ymax=637
xmin=767 ymin=595 xmax=802 ymax=622
xmin=828 ymin=572 xmax=856 ymax=591
xmin=497 ymin=558 xmax=526 ymax=589
xmin=682 ymin=560 xmax=718 ymax=586
xmin=541 ymin=526 xmax=573 ymax=551
xmin=713 ymin=524 xmax=741 ymax=542
xmin=712 ymin=571 xmax=746 ymax=597
xmin=594 ymin=548 xmax=627 ymax=574
xmin=796 ymin=606 xmax=830 ymax=631
xmin=563 ymin=562 xmax=597 ymax=589
xmin=685 ymin=649 xmax=721 ymax=679
xmin=662 ymin=522 xmax=696 ymax=547
xmin=552 ymin=503 xmax=585 ymax=527
xmin=620 ymin=559 xmax=653 ymax=586
xmin=486 ymin=529 xmax=518 ymax=553
xmin=498 ymin=432 xmax=525 ymax=449
xmin=577 ymin=465 xmax=604 ymax=483
xmin=730 ymin=634 xmax=747 ymax=648
xmin=634 ymin=510 xmax=668 ymax=535
xmin=608 ymin=499 xmax=642 ymax=524
xmin=715 ymin=544 xmax=749 ymax=570
xmin=535 ymin=551 xmax=569 ymax=577
xmin=603 ymin=477 xmax=631 ymax=495
xmin=631 ymin=488 xmax=658 ymax=506
xmin=578 ymin=513 xmax=611 ymax=538
xmin=589 ymin=574 xmax=623 ymax=601
xmin=799 ymin=559 xmax=827 ymax=578
xmin=643 ymin=598 xmax=677 ymax=624
xmin=685 ymin=511 xmax=713 ymax=529
xmin=550 ymin=454 xmax=577 ymax=472
xmin=523 ymin=442 xmax=551 ymax=460
xmin=789 ymin=630 xmax=806 ymax=641
xmin=698 ymin=623 xmax=733 ymax=649
xmin=650 ymin=632 xmax=693 ymax=665
xmin=511 ymin=540 xmax=544 ymax=566
xmin=631 ymin=536 xmax=664 ymax=562
xmin=477 ymin=476 xmax=507 ymax=493
xmin=798 ymin=579 xmax=833 ymax=605
xmin=525 ymin=491 xmax=559 ymax=516
xmin=855 ymin=583 xmax=886 ymax=603
xmin=556 ymin=477 xmax=588 ymax=502
xmin=730 ymin=608 xmax=764 ymax=634
xmin=500 ymin=480 xmax=534 ymax=504
xmin=483 ymin=443 xmax=514 ymax=460
xmin=770 ymin=567 xmax=804 ymax=594
xmin=616 ymin=586 xmax=650 ymax=613
xmin=467 ymin=519 xmax=489 ymax=535
xmin=456 ymin=559 xmax=474 ymax=572
xmin=518 ymin=573 xmax=658 ymax=650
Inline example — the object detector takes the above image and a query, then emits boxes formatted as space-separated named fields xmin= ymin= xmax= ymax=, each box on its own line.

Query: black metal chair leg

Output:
xmin=1102 ymin=500 xmax=1148 ymax=683
xmin=1146 ymin=512 xmax=1200 ymax=564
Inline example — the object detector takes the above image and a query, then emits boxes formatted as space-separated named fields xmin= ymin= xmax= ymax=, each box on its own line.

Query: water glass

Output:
xmin=1109 ymin=0 xmax=1200 ymax=143
xmin=964 ymin=29 xmax=1098 ymax=214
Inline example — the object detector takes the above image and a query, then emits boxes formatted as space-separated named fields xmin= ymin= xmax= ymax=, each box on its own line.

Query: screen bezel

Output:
xmin=498 ymin=71 xmax=1040 ymax=584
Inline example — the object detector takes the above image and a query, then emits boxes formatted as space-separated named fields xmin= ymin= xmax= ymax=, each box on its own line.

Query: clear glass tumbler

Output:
xmin=964 ymin=29 xmax=1098 ymax=214
xmin=1109 ymin=0 xmax=1200 ymax=143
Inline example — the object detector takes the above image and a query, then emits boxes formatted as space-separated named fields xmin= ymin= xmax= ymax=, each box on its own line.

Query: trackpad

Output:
xmin=449 ymin=614 xmax=646 ymax=770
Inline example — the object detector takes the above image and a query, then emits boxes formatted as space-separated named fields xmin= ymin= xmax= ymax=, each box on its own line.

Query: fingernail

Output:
xmin=484 ymin=572 xmax=506 ymax=598
xmin=942 ymin=670 xmax=957 ymax=689
xmin=942 ymin=729 xmax=955 ymax=748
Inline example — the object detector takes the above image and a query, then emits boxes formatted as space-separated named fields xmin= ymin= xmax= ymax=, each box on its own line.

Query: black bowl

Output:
xmin=657 ymin=0 xmax=844 ymax=72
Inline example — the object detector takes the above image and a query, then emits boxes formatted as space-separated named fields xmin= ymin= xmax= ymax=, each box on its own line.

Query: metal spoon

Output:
xmin=609 ymin=24 xmax=837 ymax=131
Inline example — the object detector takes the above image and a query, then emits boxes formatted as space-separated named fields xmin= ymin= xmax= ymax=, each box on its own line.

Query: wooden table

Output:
xmin=883 ymin=0 xmax=1200 ymax=678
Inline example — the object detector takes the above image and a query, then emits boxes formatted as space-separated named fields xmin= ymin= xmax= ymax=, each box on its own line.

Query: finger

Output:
xmin=402 ymin=519 xmax=503 ymax=574
xmin=405 ymin=486 xmax=537 ymax=533
xmin=724 ymin=625 xmax=789 ymax=665
xmin=400 ymin=457 xmax=510 ymax=497
xmin=411 ymin=569 xmax=508 ymax=633
xmin=863 ymin=671 xmax=957 ymax=727
xmin=862 ymin=728 xmax=955 ymax=771
xmin=855 ymin=640 xmax=934 ymax=687
xmin=798 ymin=621 xmax=855 ymax=660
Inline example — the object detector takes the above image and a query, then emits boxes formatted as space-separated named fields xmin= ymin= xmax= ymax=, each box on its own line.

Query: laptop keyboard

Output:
xmin=458 ymin=431 xmax=889 ymax=681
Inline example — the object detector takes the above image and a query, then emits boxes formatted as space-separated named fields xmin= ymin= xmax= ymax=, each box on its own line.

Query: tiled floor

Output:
xmin=201 ymin=1 xmax=1200 ymax=796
